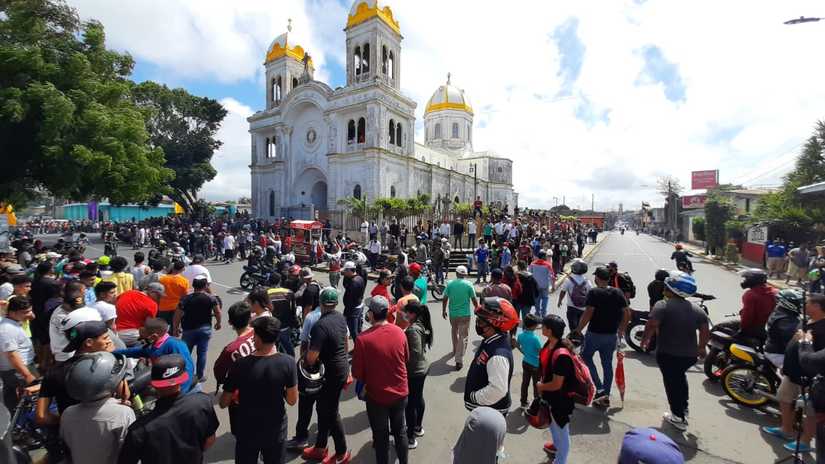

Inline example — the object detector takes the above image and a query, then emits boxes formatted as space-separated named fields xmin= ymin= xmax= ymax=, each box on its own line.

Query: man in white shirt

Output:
xmin=556 ymin=259 xmax=592 ymax=342
xmin=223 ymin=233 xmax=236 ymax=263
xmin=92 ymin=281 xmax=118 ymax=329
xmin=183 ymin=254 xmax=212 ymax=286
xmin=467 ymin=220 xmax=477 ymax=250
xmin=368 ymin=239 xmax=382 ymax=270
xmin=440 ymin=221 xmax=451 ymax=239
xmin=0 ymin=296 xmax=37 ymax=410
xmin=50 ymin=281 xmax=102 ymax=362
xmin=361 ymin=220 xmax=370 ymax=242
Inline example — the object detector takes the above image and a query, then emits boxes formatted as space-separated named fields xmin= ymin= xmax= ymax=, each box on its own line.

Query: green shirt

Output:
xmin=483 ymin=224 xmax=493 ymax=236
xmin=414 ymin=276 xmax=428 ymax=305
xmin=444 ymin=278 xmax=476 ymax=318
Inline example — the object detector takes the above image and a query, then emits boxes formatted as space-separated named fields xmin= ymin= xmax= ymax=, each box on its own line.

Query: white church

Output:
xmin=249 ymin=0 xmax=517 ymax=219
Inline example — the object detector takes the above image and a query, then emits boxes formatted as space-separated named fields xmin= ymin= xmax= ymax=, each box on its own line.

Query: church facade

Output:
xmin=249 ymin=0 xmax=517 ymax=219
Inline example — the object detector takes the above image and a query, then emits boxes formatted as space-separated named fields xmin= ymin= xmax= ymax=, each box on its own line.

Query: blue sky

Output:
xmin=68 ymin=0 xmax=825 ymax=209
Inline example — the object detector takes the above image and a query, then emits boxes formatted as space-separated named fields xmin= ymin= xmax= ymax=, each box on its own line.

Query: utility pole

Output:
xmin=591 ymin=194 xmax=595 ymax=213
xmin=473 ymin=163 xmax=478 ymax=202
xmin=562 ymin=196 xmax=565 ymax=207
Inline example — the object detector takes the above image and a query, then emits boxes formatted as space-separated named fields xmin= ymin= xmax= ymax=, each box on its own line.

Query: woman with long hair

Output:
xmin=403 ymin=301 xmax=432 ymax=449
xmin=536 ymin=315 xmax=576 ymax=464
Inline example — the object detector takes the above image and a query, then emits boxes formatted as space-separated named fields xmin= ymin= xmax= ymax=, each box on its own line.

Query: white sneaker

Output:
xmin=408 ymin=438 xmax=418 ymax=449
xmin=414 ymin=427 xmax=425 ymax=437
xmin=663 ymin=412 xmax=688 ymax=431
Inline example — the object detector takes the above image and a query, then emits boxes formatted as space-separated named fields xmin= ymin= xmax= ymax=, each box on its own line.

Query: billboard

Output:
xmin=691 ymin=170 xmax=719 ymax=190
xmin=681 ymin=194 xmax=707 ymax=209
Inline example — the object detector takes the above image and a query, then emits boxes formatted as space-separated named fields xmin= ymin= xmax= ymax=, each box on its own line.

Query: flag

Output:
xmin=174 ymin=202 xmax=184 ymax=215
xmin=616 ymin=349 xmax=626 ymax=405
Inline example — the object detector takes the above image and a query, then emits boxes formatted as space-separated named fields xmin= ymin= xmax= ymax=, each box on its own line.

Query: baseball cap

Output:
xmin=4 ymin=264 xmax=24 ymax=275
xmin=63 ymin=320 xmax=108 ymax=352
xmin=409 ymin=262 xmax=422 ymax=276
xmin=342 ymin=261 xmax=356 ymax=271
xmin=150 ymin=354 xmax=190 ymax=389
xmin=366 ymin=295 xmax=389 ymax=315
xmin=288 ymin=265 xmax=301 ymax=275
xmin=300 ymin=267 xmax=314 ymax=279
xmin=593 ymin=266 xmax=611 ymax=280
xmin=618 ymin=427 xmax=684 ymax=464
xmin=455 ymin=265 xmax=468 ymax=275
xmin=145 ymin=282 xmax=166 ymax=296
xmin=320 ymin=287 xmax=339 ymax=305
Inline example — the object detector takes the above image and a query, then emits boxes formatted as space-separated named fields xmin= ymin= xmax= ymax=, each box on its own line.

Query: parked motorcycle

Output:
xmin=625 ymin=293 xmax=715 ymax=354
xmin=703 ymin=317 xmax=764 ymax=381
xmin=720 ymin=342 xmax=781 ymax=408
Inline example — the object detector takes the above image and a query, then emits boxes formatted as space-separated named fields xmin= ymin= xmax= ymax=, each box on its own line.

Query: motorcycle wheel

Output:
xmin=703 ymin=348 xmax=727 ymax=381
xmin=625 ymin=322 xmax=653 ymax=353
xmin=239 ymin=272 xmax=253 ymax=290
xmin=721 ymin=365 xmax=776 ymax=407
xmin=430 ymin=284 xmax=445 ymax=301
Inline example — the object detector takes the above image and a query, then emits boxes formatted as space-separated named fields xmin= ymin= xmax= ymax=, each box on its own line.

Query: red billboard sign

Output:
xmin=691 ymin=170 xmax=719 ymax=190
xmin=682 ymin=194 xmax=707 ymax=209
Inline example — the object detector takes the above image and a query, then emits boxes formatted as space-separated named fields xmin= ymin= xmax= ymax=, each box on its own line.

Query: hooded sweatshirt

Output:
xmin=739 ymin=285 xmax=778 ymax=337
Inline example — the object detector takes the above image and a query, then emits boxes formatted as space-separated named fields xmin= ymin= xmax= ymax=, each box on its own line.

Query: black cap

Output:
xmin=593 ymin=266 xmax=611 ymax=280
xmin=63 ymin=321 xmax=108 ymax=352
xmin=150 ymin=354 xmax=190 ymax=388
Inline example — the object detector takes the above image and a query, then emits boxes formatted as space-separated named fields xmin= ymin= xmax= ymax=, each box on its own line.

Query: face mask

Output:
xmin=475 ymin=320 xmax=486 ymax=337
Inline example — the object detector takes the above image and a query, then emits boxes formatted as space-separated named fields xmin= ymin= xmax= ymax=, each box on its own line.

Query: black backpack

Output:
xmin=619 ymin=273 xmax=636 ymax=299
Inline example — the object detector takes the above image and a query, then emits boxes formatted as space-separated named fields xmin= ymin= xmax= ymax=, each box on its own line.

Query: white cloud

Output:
xmin=68 ymin=0 xmax=825 ymax=210
xmin=199 ymin=98 xmax=253 ymax=201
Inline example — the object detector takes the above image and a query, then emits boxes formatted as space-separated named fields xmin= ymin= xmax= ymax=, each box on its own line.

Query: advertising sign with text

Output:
xmin=691 ymin=170 xmax=719 ymax=190
xmin=681 ymin=195 xmax=707 ymax=209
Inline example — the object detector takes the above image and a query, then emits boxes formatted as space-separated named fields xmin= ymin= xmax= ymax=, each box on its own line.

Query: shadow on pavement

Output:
xmin=206 ymin=432 xmax=236 ymax=463
xmin=449 ymin=376 xmax=466 ymax=393
xmin=506 ymin=408 xmax=529 ymax=435
xmin=570 ymin=407 xmax=612 ymax=436
xmin=622 ymin=349 xmax=660 ymax=368
xmin=428 ymin=352 xmax=457 ymax=377
xmin=342 ymin=409 xmax=371 ymax=435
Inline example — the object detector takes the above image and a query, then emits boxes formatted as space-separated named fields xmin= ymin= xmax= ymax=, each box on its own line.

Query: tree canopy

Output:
xmin=131 ymin=81 xmax=227 ymax=212
xmin=0 ymin=0 xmax=173 ymax=206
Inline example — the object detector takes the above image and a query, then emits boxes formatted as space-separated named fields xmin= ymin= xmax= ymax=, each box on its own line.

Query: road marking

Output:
xmin=629 ymin=234 xmax=658 ymax=266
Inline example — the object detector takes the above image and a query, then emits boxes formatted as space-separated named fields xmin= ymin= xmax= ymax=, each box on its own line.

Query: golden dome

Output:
xmin=346 ymin=0 xmax=400 ymax=35
xmin=265 ymin=20 xmax=314 ymax=66
xmin=424 ymin=74 xmax=473 ymax=115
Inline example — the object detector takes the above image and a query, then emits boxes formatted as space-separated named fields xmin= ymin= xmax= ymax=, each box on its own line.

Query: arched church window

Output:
xmin=357 ymin=117 xmax=365 ymax=143
xmin=390 ymin=186 xmax=396 ymax=198
xmin=353 ymin=184 xmax=362 ymax=199
xmin=354 ymin=46 xmax=361 ymax=75
xmin=497 ymin=167 xmax=503 ymax=173
xmin=347 ymin=120 xmax=356 ymax=143
xmin=269 ymin=191 xmax=275 ymax=217
xmin=388 ymin=51 xmax=394 ymax=81
xmin=382 ymin=46 xmax=388 ymax=75
xmin=452 ymin=122 xmax=459 ymax=139
xmin=434 ymin=123 xmax=441 ymax=139
xmin=362 ymin=43 xmax=370 ymax=74
xmin=273 ymin=76 xmax=282 ymax=104
xmin=396 ymin=124 xmax=402 ymax=147
xmin=454 ymin=196 xmax=460 ymax=204
xmin=292 ymin=77 xmax=298 ymax=90
xmin=389 ymin=119 xmax=395 ymax=145
xmin=468 ymin=124 xmax=471 ymax=141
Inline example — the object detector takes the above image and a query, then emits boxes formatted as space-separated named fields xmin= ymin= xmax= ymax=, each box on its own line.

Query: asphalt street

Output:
xmin=74 ymin=232 xmax=811 ymax=463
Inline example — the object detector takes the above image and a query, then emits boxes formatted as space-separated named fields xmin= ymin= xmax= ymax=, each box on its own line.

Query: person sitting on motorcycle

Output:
xmin=247 ymin=246 xmax=263 ymax=269
xmin=738 ymin=268 xmax=777 ymax=340
xmin=670 ymin=244 xmax=693 ymax=273
xmin=764 ymin=289 xmax=804 ymax=369
xmin=647 ymin=269 xmax=670 ymax=310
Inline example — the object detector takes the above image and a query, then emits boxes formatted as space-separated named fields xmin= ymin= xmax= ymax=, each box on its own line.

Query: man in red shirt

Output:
xmin=213 ymin=301 xmax=255 ymax=389
xmin=738 ymin=268 xmax=777 ymax=338
xmin=115 ymin=282 xmax=163 ymax=346
xmin=351 ymin=296 xmax=409 ymax=464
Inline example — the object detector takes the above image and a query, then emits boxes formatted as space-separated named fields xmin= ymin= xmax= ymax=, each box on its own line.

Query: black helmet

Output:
xmin=776 ymin=289 xmax=804 ymax=314
xmin=739 ymin=268 xmax=767 ymax=289
xmin=65 ymin=352 xmax=128 ymax=403
xmin=570 ymin=259 xmax=588 ymax=275
xmin=654 ymin=269 xmax=670 ymax=282
xmin=297 ymin=357 xmax=324 ymax=396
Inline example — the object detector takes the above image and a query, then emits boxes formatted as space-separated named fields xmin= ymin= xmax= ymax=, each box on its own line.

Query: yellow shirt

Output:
xmin=102 ymin=272 xmax=134 ymax=297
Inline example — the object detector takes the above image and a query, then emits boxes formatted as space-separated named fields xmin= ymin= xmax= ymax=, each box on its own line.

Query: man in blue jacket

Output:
xmin=115 ymin=317 xmax=196 ymax=393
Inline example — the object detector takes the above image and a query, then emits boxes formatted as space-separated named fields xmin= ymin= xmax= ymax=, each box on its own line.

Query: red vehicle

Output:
xmin=289 ymin=220 xmax=323 ymax=264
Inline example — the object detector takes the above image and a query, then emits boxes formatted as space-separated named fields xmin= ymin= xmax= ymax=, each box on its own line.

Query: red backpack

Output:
xmin=551 ymin=347 xmax=596 ymax=406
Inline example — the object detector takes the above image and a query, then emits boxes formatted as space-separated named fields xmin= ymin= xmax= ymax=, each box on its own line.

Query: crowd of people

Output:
xmin=0 ymin=210 xmax=744 ymax=464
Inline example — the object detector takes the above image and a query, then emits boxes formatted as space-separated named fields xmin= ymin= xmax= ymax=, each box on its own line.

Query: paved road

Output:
xmin=74 ymin=232 xmax=812 ymax=463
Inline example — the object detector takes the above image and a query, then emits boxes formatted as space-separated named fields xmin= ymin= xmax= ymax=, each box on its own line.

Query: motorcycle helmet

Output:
xmin=65 ymin=352 xmax=128 ymax=402
xmin=97 ymin=255 xmax=110 ymax=266
xmin=738 ymin=268 xmax=767 ymax=289
xmin=570 ymin=258 xmax=588 ymax=275
xmin=664 ymin=271 xmax=697 ymax=298
xmin=675 ymin=243 xmax=683 ymax=250
xmin=654 ymin=269 xmax=670 ymax=282
xmin=297 ymin=357 xmax=325 ymax=396
xmin=525 ymin=399 xmax=551 ymax=429
xmin=475 ymin=297 xmax=520 ymax=332
xmin=776 ymin=289 xmax=804 ymax=314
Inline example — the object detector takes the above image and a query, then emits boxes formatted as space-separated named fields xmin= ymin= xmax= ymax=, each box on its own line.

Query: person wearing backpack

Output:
xmin=557 ymin=259 xmax=592 ymax=343
xmin=536 ymin=315 xmax=579 ymax=463
xmin=641 ymin=271 xmax=709 ymax=432
xmin=572 ymin=266 xmax=631 ymax=409
xmin=607 ymin=261 xmax=636 ymax=302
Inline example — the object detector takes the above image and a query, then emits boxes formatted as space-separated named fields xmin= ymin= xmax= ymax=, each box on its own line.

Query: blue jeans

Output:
xmin=581 ymin=331 xmax=617 ymax=397
xmin=535 ymin=288 xmax=549 ymax=317
xmin=278 ymin=329 xmax=295 ymax=357
xmin=549 ymin=422 xmax=570 ymax=464
xmin=345 ymin=307 xmax=364 ymax=340
xmin=182 ymin=325 xmax=212 ymax=380
xmin=476 ymin=262 xmax=489 ymax=282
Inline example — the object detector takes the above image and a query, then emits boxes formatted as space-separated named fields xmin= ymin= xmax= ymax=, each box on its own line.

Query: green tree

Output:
xmin=692 ymin=217 xmax=706 ymax=241
xmin=703 ymin=193 xmax=735 ymax=255
xmin=0 ymin=0 xmax=173 ymax=206
xmin=131 ymin=81 xmax=227 ymax=212
xmin=337 ymin=196 xmax=368 ymax=220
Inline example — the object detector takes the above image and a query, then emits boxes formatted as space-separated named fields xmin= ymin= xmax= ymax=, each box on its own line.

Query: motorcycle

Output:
xmin=703 ymin=317 xmax=764 ymax=381
xmin=676 ymin=259 xmax=694 ymax=274
xmin=239 ymin=264 xmax=276 ymax=290
xmin=720 ymin=343 xmax=781 ymax=408
xmin=424 ymin=259 xmax=445 ymax=301
xmin=625 ymin=293 xmax=715 ymax=354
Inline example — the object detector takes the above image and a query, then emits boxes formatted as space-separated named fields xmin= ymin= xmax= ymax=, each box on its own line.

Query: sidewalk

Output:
xmin=659 ymin=238 xmax=797 ymax=291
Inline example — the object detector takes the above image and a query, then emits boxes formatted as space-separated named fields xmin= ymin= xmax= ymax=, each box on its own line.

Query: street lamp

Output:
xmin=784 ymin=16 xmax=823 ymax=25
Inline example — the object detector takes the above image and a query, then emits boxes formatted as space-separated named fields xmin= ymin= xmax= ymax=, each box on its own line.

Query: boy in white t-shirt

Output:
xmin=556 ymin=258 xmax=593 ymax=342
